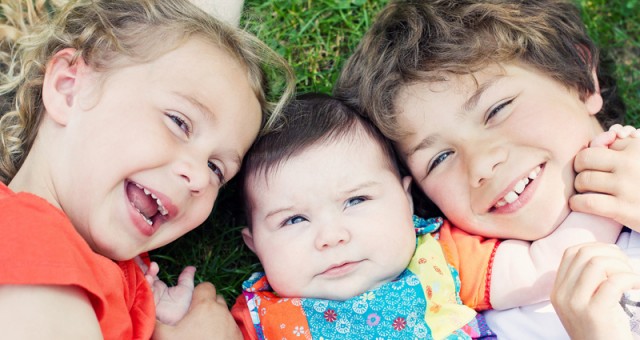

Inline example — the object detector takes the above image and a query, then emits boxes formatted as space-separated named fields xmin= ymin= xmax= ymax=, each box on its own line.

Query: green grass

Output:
xmin=151 ymin=0 xmax=640 ymax=301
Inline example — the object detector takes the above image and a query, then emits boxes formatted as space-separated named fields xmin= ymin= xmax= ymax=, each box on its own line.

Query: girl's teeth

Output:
xmin=529 ymin=168 xmax=539 ymax=180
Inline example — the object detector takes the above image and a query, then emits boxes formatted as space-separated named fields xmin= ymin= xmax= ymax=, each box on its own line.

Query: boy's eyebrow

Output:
xmin=462 ymin=77 xmax=501 ymax=112
xmin=406 ymin=134 xmax=438 ymax=157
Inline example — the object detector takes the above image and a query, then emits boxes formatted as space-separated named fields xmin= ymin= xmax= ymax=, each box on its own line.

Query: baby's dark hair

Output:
xmin=241 ymin=93 xmax=403 ymax=227
xmin=335 ymin=0 xmax=624 ymax=141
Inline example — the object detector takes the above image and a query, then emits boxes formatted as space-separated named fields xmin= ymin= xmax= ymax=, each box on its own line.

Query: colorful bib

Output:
xmin=240 ymin=216 xmax=495 ymax=339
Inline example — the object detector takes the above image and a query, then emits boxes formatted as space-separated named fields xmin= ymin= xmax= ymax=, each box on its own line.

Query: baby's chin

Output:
xmin=282 ymin=275 xmax=400 ymax=302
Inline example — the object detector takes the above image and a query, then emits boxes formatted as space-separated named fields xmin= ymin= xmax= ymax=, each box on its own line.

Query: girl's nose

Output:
xmin=174 ymin=155 xmax=210 ymax=195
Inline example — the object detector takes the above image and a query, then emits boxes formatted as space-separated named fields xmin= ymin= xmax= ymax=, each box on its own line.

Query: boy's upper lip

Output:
xmin=485 ymin=163 xmax=543 ymax=213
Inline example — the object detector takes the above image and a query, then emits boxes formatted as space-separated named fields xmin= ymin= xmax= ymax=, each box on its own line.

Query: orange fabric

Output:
xmin=231 ymin=295 xmax=259 ymax=340
xmin=437 ymin=220 xmax=500 ymax=311
xmin=233 ymin=276 xmax=311 ymax=339
xmin=0 ymin=183 xmax=155 ymax=339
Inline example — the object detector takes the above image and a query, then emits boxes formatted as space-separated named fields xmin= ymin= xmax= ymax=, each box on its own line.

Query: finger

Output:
xmin=615 ymin=125 xmax=638 ymax=139
xmin=574 ymin=170 xmax=620 ymax=195
xmin=190 ymin=282 xmax=218 ymax=310
xmin=574 ymin=147 xmax=617 ymax=173
xmin=177 ymin=266 xmax=196 ymax=289
xmin=216 ymin=294 xmax=228 ymax=306
xmin=134 ymin=255 xmax=149 ymax=273
xmin=569 ymin=193 xmax=619 ymax=222
xmin=589 ymin=130 xmax=616 ymax=148
xmin=148 ymin=261 xmax=160 ymax=278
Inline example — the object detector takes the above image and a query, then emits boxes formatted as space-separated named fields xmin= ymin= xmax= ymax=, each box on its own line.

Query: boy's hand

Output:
xmin=572 ymin=125 xmax=640 ymax=230
xmin=152 ymin=282 xmax=242 ymax=340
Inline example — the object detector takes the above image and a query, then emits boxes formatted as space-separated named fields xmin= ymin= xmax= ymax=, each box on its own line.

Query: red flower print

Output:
xmin=418 ymin=258 xmax=426 ymax=264
xmin=425 ymin=285 xmax=433 ymax=299
xmin=433 ymin=265 xmax=443 ymax=275
xmin=324 ymin=309 xmax=337 ymax=323
xmin=392 ymin=317 xmax=406 ymax=331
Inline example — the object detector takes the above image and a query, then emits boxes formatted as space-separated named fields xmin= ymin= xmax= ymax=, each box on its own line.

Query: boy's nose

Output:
xmin=315 ymin=221 xmax=351 ymax=250
xmin=467 ymin=143 xmax=508 ymax=188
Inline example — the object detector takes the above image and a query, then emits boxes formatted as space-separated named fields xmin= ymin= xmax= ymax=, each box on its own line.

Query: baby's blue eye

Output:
xmin=208 ymin=161 xmax=224 ymax=183
xmin=345 ymin=196 xmax=366 ymax=208
xmin=284 ymin=215 xmax=307 ymax=225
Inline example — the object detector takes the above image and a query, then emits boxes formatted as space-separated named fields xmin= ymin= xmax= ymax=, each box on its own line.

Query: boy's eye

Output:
xmin=485 ymin=98 xmax=514 ymax=123
xmin=428 ymin=151 xmax=452 ymax=173
xmin=208 ymin=161 xmax=225 ymax=183
xmin=167 ymin=113 xmax=191 ymax=135
xmin=345 ymin=196 xmax=367 ymax=208
xmin=284 ymin=215 xmax=307 ymax=226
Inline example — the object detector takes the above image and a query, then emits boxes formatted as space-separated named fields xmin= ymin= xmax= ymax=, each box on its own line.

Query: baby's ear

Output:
xmin=41 ymin=48 xmax=88 ymax=126
xmin=241 ymin=227 xmax=256 ymax=253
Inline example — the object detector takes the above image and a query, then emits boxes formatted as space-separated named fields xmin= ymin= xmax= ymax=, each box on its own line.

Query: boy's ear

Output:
xmin=241 ymin=227 xmax=257 ymax=253
xmin=401 ymin=176 xmax=414 ymax=215
xmin=585 ymin=67 xmax=604 ymax=116
xmin=41 ymin=48 xmax=89 ymax=126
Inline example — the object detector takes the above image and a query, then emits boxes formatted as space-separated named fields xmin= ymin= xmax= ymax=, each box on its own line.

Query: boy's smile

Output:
xmin=395 ymin=62 xmax=604 ymax=240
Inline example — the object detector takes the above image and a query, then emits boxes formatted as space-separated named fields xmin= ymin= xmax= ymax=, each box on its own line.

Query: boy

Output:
xmin=334 ymin=0 xmax=640 ymax=338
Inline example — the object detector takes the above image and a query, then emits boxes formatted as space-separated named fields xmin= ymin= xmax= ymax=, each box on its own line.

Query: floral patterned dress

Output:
xmin=238 ymin=216 xmax=496 ymax=339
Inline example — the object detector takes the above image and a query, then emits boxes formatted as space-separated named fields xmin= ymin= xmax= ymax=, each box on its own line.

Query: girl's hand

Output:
xmin=552 ymin=243 xmax=640 ymax=340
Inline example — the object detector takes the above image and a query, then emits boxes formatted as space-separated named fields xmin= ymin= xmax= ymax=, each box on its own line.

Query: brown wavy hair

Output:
xmin=335 ymin=0 xmax=623 ymax=141
xmin=0 ymin=0 xmax=294 ymax=184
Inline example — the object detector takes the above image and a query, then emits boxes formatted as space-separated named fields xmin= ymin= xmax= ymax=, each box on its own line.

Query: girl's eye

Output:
xmin=345 ymin=196 xmax=367 ymax=208
xmin=284 ymin=215 xmax=307 ymax=226
xmin=208 ymin=161 xmax=225 ymax=183
xmin=168 ymin=113 xmax=191 ymax=135
xmin=428 ymin=151 xmax=452 ymax=173
xmin=486 ymin=98 xmax=514 ymax=123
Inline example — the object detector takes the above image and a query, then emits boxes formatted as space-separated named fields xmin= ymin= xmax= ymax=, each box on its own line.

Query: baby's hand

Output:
xmin=572 ymin=124 xmax=640 ymax=230
xmin=150 ymin=266 xmax=196 ymax=326
xmin=133 ymin=256 xmax=195 ymax=325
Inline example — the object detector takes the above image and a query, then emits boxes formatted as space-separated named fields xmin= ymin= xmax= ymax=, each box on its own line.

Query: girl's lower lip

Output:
xmin=125 ymin=183 xmax=159 ymax=237
xmin=492 ymin=166 xmax=544 ymax=214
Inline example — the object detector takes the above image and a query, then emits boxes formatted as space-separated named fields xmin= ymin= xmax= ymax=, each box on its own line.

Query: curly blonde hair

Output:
xmin=0 ymin=0 xmax=294 ymax=184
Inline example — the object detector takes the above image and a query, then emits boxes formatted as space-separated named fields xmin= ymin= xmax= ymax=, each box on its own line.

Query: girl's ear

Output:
xmin=241 ymin=227 xmax=257 ymax=253
xmin=585 ymin=67 xmax=604 ymax=116
xmin=41 ymin=48 xmax=89 ymax=126
xmin=402 ymin=176 xmax=414 ymax=215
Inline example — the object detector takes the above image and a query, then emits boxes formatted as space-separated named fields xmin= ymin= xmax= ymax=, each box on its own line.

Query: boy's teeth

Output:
xmin=157 ymin=199 xmax=168 ymax=216
xmin=493 ymin=166 xmax=542 ymax=209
